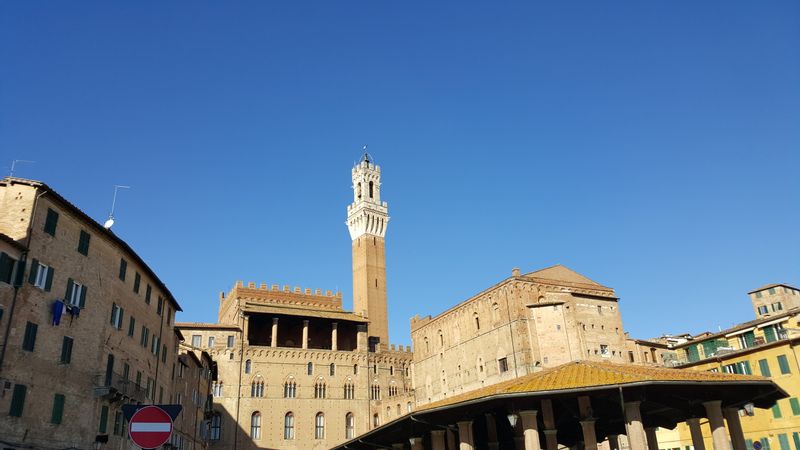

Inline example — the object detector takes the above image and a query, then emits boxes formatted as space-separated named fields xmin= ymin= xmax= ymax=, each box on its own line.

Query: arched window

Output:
xmin=438 ymin=330 xmax=444 ymax=347
xmin=314 ymin=378 xmax=327 ymax=399
xmin=250 ymin=412 xmax=261 ymax=439
xmin=330 ymin=363 xmax=336 ymax=376
xmin=251 ymin=377 xmax=264 ymax=397
xmin=353 ymin=364 xmax=358 ymax=375
xmin=245 ymin=359 xmax=251 ymax=374
xmin=307 ymin=362 xmax=313 ymax=375
xmin=210 ymin=413 xmax=221 ymax=440
xmin=372 ymin=413 xmax=380 ymax=428
xmin=315 ymin=412 xmax=325 ymax=439
xmin=386 ymin=406 xmax=391 ymax=418
xmin=396 ymin=404 xmax=401 ymax=415
xmin=344 ymin=379 xmax=355 ymax=399
xmin=369 ymin=181 xmax=374 ymax=198
xmin=213 ymin=381 xmax=223 ymax=397
xmin=345 ymin=413 xmax=355 ymax=439
xmin=370 ymin=384 xmax=381 ymax=400
xmin=284 ymin=412 xmax=295 ymax=440
xmin=357 ymin=182 xmax=362 ymax=199
xmin=407 ymin=402 xmax=413 ymax=413
xmin=474 ymin=313 xmax=480 ymax=331
xmin=492 ymin=303 xmax=500 ymax=323
xmin=390 ymin=366 xmax=394 ymax=376
xmin=424 ymin=337 xmax=429 ymax=353
xmin=284 ymin=377 xmax=296 ymax=398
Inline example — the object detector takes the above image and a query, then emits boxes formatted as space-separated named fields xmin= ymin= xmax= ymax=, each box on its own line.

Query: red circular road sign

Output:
xmin=129 ymin=405 xmax=173 ymax=449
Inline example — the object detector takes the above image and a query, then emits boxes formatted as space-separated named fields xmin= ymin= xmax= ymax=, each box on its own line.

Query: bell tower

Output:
xmin=347 ymin=152 xmax=390 ymax=346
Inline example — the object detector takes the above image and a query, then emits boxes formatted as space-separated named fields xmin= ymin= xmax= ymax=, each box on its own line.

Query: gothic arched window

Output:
xmin=245 ymin=359 xmax=251 ymax=374
xmin=315 ymin=412 xmax=325 ymax=439
xmin=345 ymin=413 xmax=355 ymax=439
xmin=284 ymin=412 xmax=295 ymax=440
xmin=250 ymin=412 xmax=261 ymax=440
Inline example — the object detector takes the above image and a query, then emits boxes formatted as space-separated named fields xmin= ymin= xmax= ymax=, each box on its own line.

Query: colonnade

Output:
xmin=390 ymin=398 xmax=746 ymax=450
xmin=243 ymin=315 xmax=364 ymax=351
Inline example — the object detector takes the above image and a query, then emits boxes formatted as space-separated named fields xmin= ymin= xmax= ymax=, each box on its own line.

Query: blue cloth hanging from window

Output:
xmin=52 ymin=300 xmax=65 ymax=325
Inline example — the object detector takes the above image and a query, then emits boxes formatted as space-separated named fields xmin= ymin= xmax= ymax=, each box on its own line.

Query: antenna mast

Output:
xmin=9 ymin=160 xmax=35 ymax=177
xmin=104 ymin=185 xmax=131 ymax=229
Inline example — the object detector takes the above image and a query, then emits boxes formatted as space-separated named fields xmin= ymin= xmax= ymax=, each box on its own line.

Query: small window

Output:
xmin=315 ymin=412 xmax=325 ymax=439
xmin=128 ymin=317 xmax=136 ymax=337
xmin=354 ymin=364 xmax=358 ymax=375
xmin=250 ymin=412 xmax=261 ymax=439
xmin=77 ymin=230 xmax=91 ymax=256
xmin=60 ymin=336 xmax=73 ymax=364
xmin=245 ymin=359 xmax=251 ymax=374
xmin=119 ymin=259 xmax=127 ymax=281
xmin=372 ymin=413 xmax=380 ymax=428
xmin=9 ymin=384 xmax=27 ymax=417
xmin=498 ymin=357 xmax=509 ymax=373
xmin=600 ymin=345 xmax=610 ymax=357
xmin=769 ymin=288 xmax=776 ymax=295
xmin=192 ymin=335 xmax=201 ymax=347
xmin=755 ymin=291 xmax=763 ymax=298
xmin=345 ymin=413 xmax=355 ymax=439
xmin=284 ymin=379 xmax=297 ymax=398
xmin=43 ymin=208 xmax=59 ymax=236
xmin=209 ymin=336 xmax=216 ymax=348
xmin=157 ymin=297 xmax=163 ymax=316
xmin=22 ymin=321 xmax=37 ymax=351
xmin=227 ymin=335 xmax=234 ymax=347
xmin=51 ymin=393 xmax=65 ymax=424
xmin=330 ymin=363 xmax=335 ymax=376
xmin=133 ymin=272 xmax=141 ymax=294
xmin=65 ymin=279 xmax=87 ymax=308
xmin=307 ymin=362 xmax=313 ymax=375
xmin=29 ymin=260 xmax=54 ymax=291
xmin=145 ymin=285 xmax=152 ymax=304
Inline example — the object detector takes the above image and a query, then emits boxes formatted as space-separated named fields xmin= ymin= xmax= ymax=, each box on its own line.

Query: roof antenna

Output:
xmin=9 ymin=160 xmax=35 ymax=177
xmin=104 ymin=185 xmax=131 ymax=229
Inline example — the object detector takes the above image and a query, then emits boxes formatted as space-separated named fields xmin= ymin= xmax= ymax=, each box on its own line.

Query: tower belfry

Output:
xmin=347 ymin=152 xmax=390 ymax=345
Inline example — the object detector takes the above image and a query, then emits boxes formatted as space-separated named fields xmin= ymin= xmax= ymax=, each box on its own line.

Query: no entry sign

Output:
xmin=129 ymin=405 xmax=174 ymax=449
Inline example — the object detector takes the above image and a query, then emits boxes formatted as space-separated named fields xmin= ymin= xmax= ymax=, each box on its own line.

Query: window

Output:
xmin=407 ymin=402 xmax=413 ymax=413
xmin=758 ymin=305 xmax=769 ymax=315
xmin=307 ymin=362 xmax=313 ymax=375
xmin=210 ymin=413 xmax=221 ymax=440
xmin=22 ymin=321 xmax=37 ymax=351
xmin=77 ymin=230 xmax=90 ymax=255
xmin=245 ymin=359 xmax=251 ymax=374
xmin=43 ymin=208 xmax=59 ymax=236
xmin=140 ymin=326 xmax=149 ymax=348
xmin=769 ymin=288 xmax=776 ymax=295
xmin=227 ymin=335 xmax=234 ymax=347
xmin=330 ymin=363 xmax=336 ymax=376
xmin=157 ymin=297 xmax=163 ymax=316
xmin=372 ymin=413 xmax=380 ymax=428
xmin=354 ymin=364 xmax=358 ymax=375
xmin=284 ymin=412 xmax=295 ymax=439
xmin=51 ymin=394 xmax=65 ymax=424
xmin=474 ymin=313 xmax=480 ymax=330
xmin=314 ymin=378 xmax=326 ymax=399
xmin=60 ymin=336 xmax=73 ymax=364
xmin=9 ymin=384 xmax=27 ymax=417
xmin=191 ymin=335 xmax=201 ymax=347
xmin=65 ymin=279 xmax=87 ymax=307
xmin=113 ymin=410 xmax=124 ymax=436
xmin=722 ymin=361 xmax=752 ymax=375
xmin=790 ymin=398 xmax=800 ymax=416
xmin=628 ymin=351 xmax=635 ymax=363
xmin=251 ymin=379 xmax=264 ymax=397
xmin=29 ymin=260 xmax=54 ymax=291
xmin=600 ymin=345 xmax=610 ymax=357
xmin=145 ymin=284 xmax=152 ymax=304
xmin=498 ymin=357 xmax=509 ymax=373
xmin=284 ymin=379 xmax=297 ymax=398
xmin=772 ymin=302 xmax=783 ymax=312
xmin=119 ymin=258 xmax=127 ymax=281
xmin=778 ymin=355 xmax=791 ymax=374
xmin=110 ymin=303 xmax=124 ymax=329
xmin=345 ymin=413 xmax=355 ymax=439
xmin=133 ymin=272 xmax=141 ymax=294
xmin=128 ymin=317 xmax=136 ymax=337
xmin=98 ymin=405 xmax=109 ymax=433
xmin=209 ymin=336 xmax=216 ymax=348
xmin=344 ymin=381 xmax=355 ymax=399
xmin=0 ymin=252 xmax=17 ymax=284
xmin=759 ymin=359 xmax=772 ymax=377
xmin=250 ymin=412 xmax=261 ymax=439
xmin=773 ymin=403 xmax=783 ymax=419
xmin=370 ymin=384 xmax=381 ymax=400
xmin=315 ymin=412 xmax=325 ymax=439
xmin=755 ymin=291 xmax=763 ymax=298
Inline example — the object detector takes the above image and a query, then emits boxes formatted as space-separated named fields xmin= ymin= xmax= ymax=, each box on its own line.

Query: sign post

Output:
xmin=128 ymin=405 xmax=174 ymax=449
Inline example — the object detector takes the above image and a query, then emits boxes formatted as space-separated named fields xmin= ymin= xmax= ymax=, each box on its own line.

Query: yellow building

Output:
xmin=658 ymin=305 xmax=800 ymax=450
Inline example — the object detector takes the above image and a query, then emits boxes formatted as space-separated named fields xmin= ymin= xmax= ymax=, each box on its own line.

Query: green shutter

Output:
xmin=792 ymin=433 xmax=800 ymax=450
xmin=746 ymin=440 xmax=754 ymax=450
xmin=765 ymin=327 xmax=777 ymax=343
xmin=22 ymin=322 xmax=37 ymax=351
xmin=28 ymin=259 xmax=38 ymax=284
xmin=44 ymin=209 xmax=58 ymax=235
xmin=13 ymin=258 xmax=25 ymax=286
xmin=686 ymin=345 xmax=700 ymax=362
xmin=759 ymin=359 xmax=772 ymax=377
xmin=51 ymin=394 xmax=65 ymax=424
xmin=763 ymin=437 xmax=772 ymax=450
xmin=773 ymin=403 xmax=783 ymax=418
xmin=0 ymin=252 xmax=11 ymax=283
xmin=118 ymin=308 xmax=124 ymax=329
xmin=99 ymin=405 xmax=109 ymax=433
xmin=44 ymin=266 xmax=53 ymax=291
xmin=779 ymin=434 xmax=791 ymax=450
xmin=744 ymin=360 xmax=752 ymax=375
xmin=110 ymin=303 xmax=117 ymax=325
xmin=65 ymin=278 xmax=74 ymax=301
xmin=744 ymin=331 xmax=756 ymax=347
xmin=790 ymin=398 xmax=800 ymax=415
xmin=79 ymin=285 xmax=87 ymax=308
xmin=778 ymin=355 xmax=792 ymax=374
xmin=60 ymin=336 xmax=73 ymax=364
xmin=119 ymin=259 xmax=127 ymax=281
xmin=9 ymin=384 xmax=26 ymax=417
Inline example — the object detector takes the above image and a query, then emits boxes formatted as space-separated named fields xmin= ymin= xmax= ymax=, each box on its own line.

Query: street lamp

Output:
xmin=507 ymin=412 xmax=519 ymax=428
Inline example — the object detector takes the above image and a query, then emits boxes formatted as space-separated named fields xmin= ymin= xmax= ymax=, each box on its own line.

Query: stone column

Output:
xmin=431 ymin=430 xmax=446 ymax=450
xmin=624 ymin=401 xmax=648 ymax=450
xmin=447 ymin=428 xmax=457 ymax=450
xmin=686 ymin=419 xmax=706 ymax=450
xmin=243 ymin=314 xmax=250 ymax=345
xmin=302 ymin=320 xmax=309 ymax=349
xmin=580 ymin=420 xmax=598 ymax=450
xmin=645 ymin=428 xmax=659 ymax=450
xmin=703 ymin=401 xmax=731 ymax=450
xmin=520 ymin=410 xmax=543 ymax=450
xmin=485 ymin=413 xmax=500 ymax=450
xmin=332 ymin=322 xmax=339 ymax=351
xmin=458 ymin=421 xmax=475 ymax=450
xmin=608 ymin=435 xmax=620 ymax=450
xmin=541 ymin=399 xmax=558 ymax=450
xmin=271 ymin=317 xmax=279 ymax=348
xmin=723 ymin=408 xmax=746 ymax=450
xmin=410 ymin=437 xmax=424 ymax=450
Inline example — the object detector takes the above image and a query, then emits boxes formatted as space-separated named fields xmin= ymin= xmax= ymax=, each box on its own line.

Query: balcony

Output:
xmin=673 ymin=327 xmax=800 ymax=367
xmin=94 ymin=372 xmax=148 ymax=404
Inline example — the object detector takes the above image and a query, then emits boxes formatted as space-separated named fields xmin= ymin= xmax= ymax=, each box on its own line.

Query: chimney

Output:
xmin=512 ymin=267 xmax=521 ymax=277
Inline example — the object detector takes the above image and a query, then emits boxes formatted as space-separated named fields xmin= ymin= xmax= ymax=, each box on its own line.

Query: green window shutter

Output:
xmin=60 ymin=336 xmax=73 ymax=364
xmin=0 ymin=252 xmax=12 ymax=283
xmin=28 ymin=259 xmax=38 ymax=284
xmin=119 ymin=259 xmax=127 ymax=281
xmin=128 ymin=316 xmax=135 ymax=337
xmin=9 ymin=384 xmax=27 ymax=417
xmin=744 ymin=331 xmax=756 ymax=347
xmin=686 ymin=345 xmax=700 ymax=362
xmin=99 ymin=405 xmax=109 ymax=433
xmin=44 ymin=209 xmax=59 ymax=235
xmin=133 ymin=272 xmax=140 ymax=293
xmin=79 ymin=285 xmax=87 ymax=308
xmin=118 ymin=308 xmax=124 ymax=329
xmin=65 ymin=278 xmax=74 ymax=301
xmin=759 ymin=359 xmax=772 ymax=377
xmin=790 ymin=398 xmax=800 ymax=415
xmin=78 ymin=230 xmax=90 ymax=255
xmin=51 ymin=394 xmax=65 ymax=424
xmin=773 ymin=403 xmax=783 ymax=419
xmin=746 ymin=440 xmax=754 ymax=450
xmin=145 ymin=284 xmax=151 ymax=304
xmin=765 ymin=327 xmax=777 ymax=343
xmin=744 ymin=360 xmax=752 ymax=375
xmin=763 ymin=437 xmax=772 ymax=450
xmin=13 ymin=258 xmax=25 ymax=286
xmin=22 ymin=322 xmax=37 ymax=351
xmin=110 ymin=303 xmax=117 ymax=325
xmin=778 ymin=355 xmax=791 ymax=374
xmin=44 ymin=266 xmax=54 ymax=291
xmin=792 ymin=433 xmax=800 ymax=450
xmin=779 ymin=434 xmax=791 ymax=450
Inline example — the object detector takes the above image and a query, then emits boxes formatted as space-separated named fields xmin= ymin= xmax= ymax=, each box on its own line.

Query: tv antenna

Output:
xmin=9 ymin=160 xmax=35 ymax=177
xmin=104 ymin=185 xmax=131 ymax=229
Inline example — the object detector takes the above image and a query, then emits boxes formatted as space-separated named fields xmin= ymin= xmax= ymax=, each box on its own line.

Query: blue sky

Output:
xmin=2 ymin=1 xmax=798 ymax=345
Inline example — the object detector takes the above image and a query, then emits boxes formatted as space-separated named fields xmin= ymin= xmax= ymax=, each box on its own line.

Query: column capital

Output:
xmin=272 ymin=317 xmax=279 ymax=324
xmin=303 ymin=319 xmax=310 ymax=325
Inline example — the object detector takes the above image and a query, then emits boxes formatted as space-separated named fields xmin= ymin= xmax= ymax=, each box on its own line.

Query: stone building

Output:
xmin=0 ymin=177 xmax=211 ymax=450
xmin=749 ymin=283 xmax=800 ymax=319
xmin=410 ymin=265 xmax=629 ymax=406
xmin=177 ymin=155 xmax=414 ymax=450
xmin=172 ymin=343 xmax=217 ymax=450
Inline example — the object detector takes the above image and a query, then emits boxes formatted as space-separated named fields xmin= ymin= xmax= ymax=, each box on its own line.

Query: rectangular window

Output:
xmin=22 ymin=321 xmax=37 ymax=351
xmin=192 ymin=335 xmax=201 ymax=347
xmin=600 ymin=344 xmax=610 ymax=357
xmin=0 ymin=252 xmax=17 ymax=284
xmin=755 ymin=291 xmax=763 ymax=298
xmin=65 ymin=279 xmax=87 ymax=308
xmin=759 ymin=359 xmax=772 ymax=377
xmin=773 ymin=403 xmax=783 ymax=419
xmin=790 ymin=398 xmax=800 ymax=416
xmin=793 ymin=433 xmax=800 ymax=450
xmin=498 ymin=357 xmax=509 ymax=373
xmin=43 ymin=208 xmax=59 ymax=236
xmin=9 ymin=384 xmax=27 ymax=417
xmin=145 ymin=284 xmax=152 ymax=304
xmin=119 ymin=258 xmax=127 ymax=281
xmin=110 ymin=303 xmax=124 ymax=329
xmin=128 ymin=316 xmax=136 ymax=337
xmin=208 ymin=336 xmax=215 ymax=347
xmin=133 ymin=272 xmax=141 ymax=294
xmin=772 ymin=302 xmax=783 ymax=312
xmin=77 ymin=230 xmax=91 ymax=255
xmin=778 ymin=355 xmax=791 ymax=374
xmin=99 ymin=405 xmax=109 ymax=433
xmin=113 ymin=410 xmax=124 ymax=436
xmin=157 ymin=297 xmax=163 ymax=316
xmin=51 ymin=394 xmax=65 ymax=424
xmin=166 ymin=307 xmax=172 ymax=325
xmin=60 ymin=336 xmax=73 ymax=364
xmin=141 ymin=326 xmax=149 ymax=348
xmin=30 ymin=260 xmax=54 ymax=291
xmin=758 ymin=305 xmax=769 ymax=315
xmin=227 ymin=335 xmax=234 ymax=347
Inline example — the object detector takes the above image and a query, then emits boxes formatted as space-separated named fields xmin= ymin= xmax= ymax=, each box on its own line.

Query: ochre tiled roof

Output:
xmin=421 ymin=360 xmax=766 ymax=411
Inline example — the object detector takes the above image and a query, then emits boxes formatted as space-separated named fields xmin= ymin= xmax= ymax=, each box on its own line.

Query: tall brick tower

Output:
xmin=347 ymin=152 xmax=390 ymax=345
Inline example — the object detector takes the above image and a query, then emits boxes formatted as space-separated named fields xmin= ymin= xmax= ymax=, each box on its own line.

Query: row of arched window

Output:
xmin=244 ymin=359 xmax=408 ymax=378
xmin=250 ymin=412 xmax=356 ymax=440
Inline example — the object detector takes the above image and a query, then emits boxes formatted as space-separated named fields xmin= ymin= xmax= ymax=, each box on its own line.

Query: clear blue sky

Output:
xmin=2 ymin=1 xmax=798 ymax=345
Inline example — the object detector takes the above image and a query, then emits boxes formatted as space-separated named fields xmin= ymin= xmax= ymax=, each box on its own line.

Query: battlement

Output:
xmin=352 ymin=160 xmax=381 ymax=173
xmin=410 ymin=314 xmax=433 ymax=330
xmin=227 ymin=280 xmax=344 ymax=311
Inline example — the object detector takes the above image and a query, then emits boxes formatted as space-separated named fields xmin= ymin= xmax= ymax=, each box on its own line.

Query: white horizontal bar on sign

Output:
xmin=131 ymin=423 xmax=171 ymax=432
